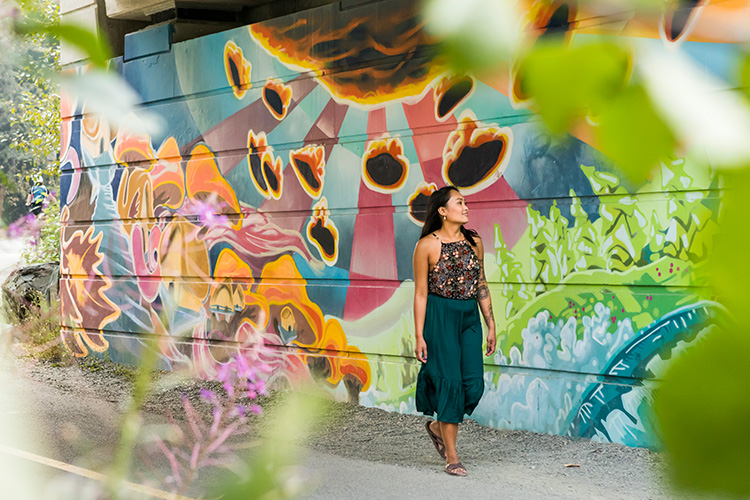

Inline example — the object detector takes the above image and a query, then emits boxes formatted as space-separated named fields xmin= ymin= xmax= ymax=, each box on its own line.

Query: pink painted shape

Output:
xmin=344 ymin=110 xmax=399 ymax=318
xmin=349 ymin=181 xmax=397 ymax=277
xmin=259 ymin=163 xmax=311 ymax=232
xmin=402 ymin=92 xmax=457 ymax=182
xmin=343 ymin=180 xmax=398 ymax=319
xmin=367 ymin=107 xmax=387 ymax=140
xmin=343 ymin=206 xmax=399 ymax=319
xmin=420 ymin=158 xmax=444 ymax=188
xmin=466 ymin=178 xmax=528 ymax=250
xmin=344 ymin=274 xmax=398 ymax=321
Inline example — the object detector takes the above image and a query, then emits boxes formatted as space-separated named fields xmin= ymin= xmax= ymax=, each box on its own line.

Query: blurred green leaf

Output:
xmin=654 ymin=323 xmax=750 ymax=497
xmin=423 ymin=0 xmax=521 ymax=75
xmin=740 ymin=53 xmax=750 ymax=102
xmin=520 ymin=41 xmax=631 ymax=133
xmin=16 ymin=21 xmax=111 ymax=68
xmin=708 ymin=170 xmax=750 ymax=316
xmin=638 ymin=47 xmax=750 ymax=170
xmin=595 ymin=84 xmax=676 ymax=182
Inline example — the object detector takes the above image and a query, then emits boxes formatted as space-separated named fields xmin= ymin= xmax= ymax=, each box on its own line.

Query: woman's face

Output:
xmin=440 ymin=190 xmax=469 ymax=225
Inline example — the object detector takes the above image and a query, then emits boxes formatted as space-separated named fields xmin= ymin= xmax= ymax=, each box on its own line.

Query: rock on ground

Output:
xmin=1 ymin=262 xmax=59 ymax=324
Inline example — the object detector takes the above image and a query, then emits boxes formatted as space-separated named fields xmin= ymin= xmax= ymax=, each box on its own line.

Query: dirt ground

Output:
xmin=4 ymin=353 xmax=722 ymax=500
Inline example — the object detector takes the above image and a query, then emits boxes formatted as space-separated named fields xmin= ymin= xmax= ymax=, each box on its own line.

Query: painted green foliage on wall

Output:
xmin=495 ymin=160 xmax=718 ymax=353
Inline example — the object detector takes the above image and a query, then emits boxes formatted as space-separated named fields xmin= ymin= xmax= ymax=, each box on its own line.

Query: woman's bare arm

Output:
xmin=475 ymin=237 xmax=497 ymax=357
xmin=413 ymin=238 xmax=431 ymax=363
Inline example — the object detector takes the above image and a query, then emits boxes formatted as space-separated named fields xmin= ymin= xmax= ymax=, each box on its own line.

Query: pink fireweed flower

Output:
xmin=151 ymin=336 xmax=273 ymax=495
xmin=234 ymin=352 xmax=251 ymax=377
xmin=199 ymin=388 xmax=215 ymax=401
xmin=7 ymin=222 xmax=22 ymax=238
xmin=178 ymin=194 xmax=231 ymax=229
xmin=7 ymin=213 xmax=42 ymax=239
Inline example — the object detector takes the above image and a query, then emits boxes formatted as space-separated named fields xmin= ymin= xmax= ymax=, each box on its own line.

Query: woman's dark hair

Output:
xmin=419 ymin=185 xmax=478 ymax=245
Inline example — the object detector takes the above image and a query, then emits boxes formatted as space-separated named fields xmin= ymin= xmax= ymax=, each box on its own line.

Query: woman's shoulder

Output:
xmin=415 ymin=233 xmax=441 ymax=250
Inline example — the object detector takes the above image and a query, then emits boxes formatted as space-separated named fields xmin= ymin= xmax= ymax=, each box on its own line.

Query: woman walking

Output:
xmin=413 ymin=185 xmax=496 ymax=477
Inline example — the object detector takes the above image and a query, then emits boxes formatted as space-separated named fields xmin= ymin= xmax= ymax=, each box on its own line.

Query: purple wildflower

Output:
xmin=178 ymin=194 xmax=231 ymax=229
xmin=7 ymin=222 xmax=22 ymax=238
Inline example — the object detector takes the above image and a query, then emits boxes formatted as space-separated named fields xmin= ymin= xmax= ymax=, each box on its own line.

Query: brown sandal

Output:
xmin=444 ymin=462 xmax=467 ymax=477
xmin=425 ymin=421 xmax=446 ymax=459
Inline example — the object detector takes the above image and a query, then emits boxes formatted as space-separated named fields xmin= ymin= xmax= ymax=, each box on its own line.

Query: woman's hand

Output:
xmin=485 ymin=327 xmax=496 ymax=357
xmin=415 ymin=337 xmax=428 ymax=363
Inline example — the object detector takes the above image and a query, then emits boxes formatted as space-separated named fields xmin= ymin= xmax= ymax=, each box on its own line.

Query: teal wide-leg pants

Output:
xmin=415 ymin=293 xmax=485 ymax=424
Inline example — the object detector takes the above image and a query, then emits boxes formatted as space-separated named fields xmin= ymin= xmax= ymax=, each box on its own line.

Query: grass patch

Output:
xmin=4 ymin=297 xmax=71 ymax=366
xmin=77 ymin=354 xmax=142 ymax=385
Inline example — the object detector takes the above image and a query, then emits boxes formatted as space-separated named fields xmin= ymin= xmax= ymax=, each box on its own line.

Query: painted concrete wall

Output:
xmin=60 ymin=0 xmax=738 ymax=448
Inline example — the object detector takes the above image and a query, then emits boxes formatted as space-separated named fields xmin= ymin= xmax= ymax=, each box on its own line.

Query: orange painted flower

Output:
xmin=434 ymin=75 xmax=474 ymax=121
xmin=340 ymin=345 xmax=372 ymax=394
xmin=509 ymin=61 xmax=531 ymax=108
xmin=290 ymin=145 xmax=325 ymax=198
xmin=224 ymin=40 xmax=252 ymax=99
xmin=209 ymin=248 xmax=269 ymax=330
xmin=362 ymin=135 xmax=409 ymax=193
xmin=407 ymin=182 xmax=437 ymax=226
xmin=247 ymin=130 xmax=284 ymax=200
xmin=323 ymin=319 xmax=371 ymax=393
xmin=114 ymin=130 xmax=186 ymax=216
xmin=159 ymin=216 xmax=211 ymax=313
xmin=262 ymin=78 xmax=292 ymax=120
xmin=256 ymin=256 xmax=371 ymax=400
xmin=60 ymin=207 xmax=121 ymax=357
xmin=150 ymin=137 xmax=185 ymax=210
xmin=117 ymin=168 xmax=154 ymax=223
xmin=442 ymin=111 xmax=512 ymax=195
xmin=185 ymin=143 xmax=241 ymax=228
xmin=661 ymin=0 xmax=706 ymax=43
xmin=257 ymin=255 xmax=326 ymax=347
xmin=306 ymin=197 xmax=339 ymax=266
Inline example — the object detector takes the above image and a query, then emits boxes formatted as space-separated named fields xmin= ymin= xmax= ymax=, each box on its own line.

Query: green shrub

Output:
xmin=21 ymin=197 xmax=61 ymax=265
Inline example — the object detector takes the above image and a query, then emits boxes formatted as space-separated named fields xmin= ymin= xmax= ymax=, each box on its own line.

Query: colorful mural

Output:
xmin=59 ymin=0 xmax=737 ymax=447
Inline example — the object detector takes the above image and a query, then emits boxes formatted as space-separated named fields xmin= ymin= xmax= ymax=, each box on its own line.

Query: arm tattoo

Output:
xmin=482 ymin=304 xmax=494 ymax=326
xmin=477 ymin=263 xmax=490 ymax=300
xmin=477 ymin=261 xmax=494 ymax=325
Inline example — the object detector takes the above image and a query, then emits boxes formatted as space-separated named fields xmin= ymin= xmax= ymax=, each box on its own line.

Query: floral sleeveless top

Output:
xmin=428 ymin=235 xmax=480 ymax=300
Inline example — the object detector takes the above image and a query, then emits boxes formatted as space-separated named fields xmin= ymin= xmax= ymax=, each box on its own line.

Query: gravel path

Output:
xmin=6 ymin=353 xmax=723 ymax=500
